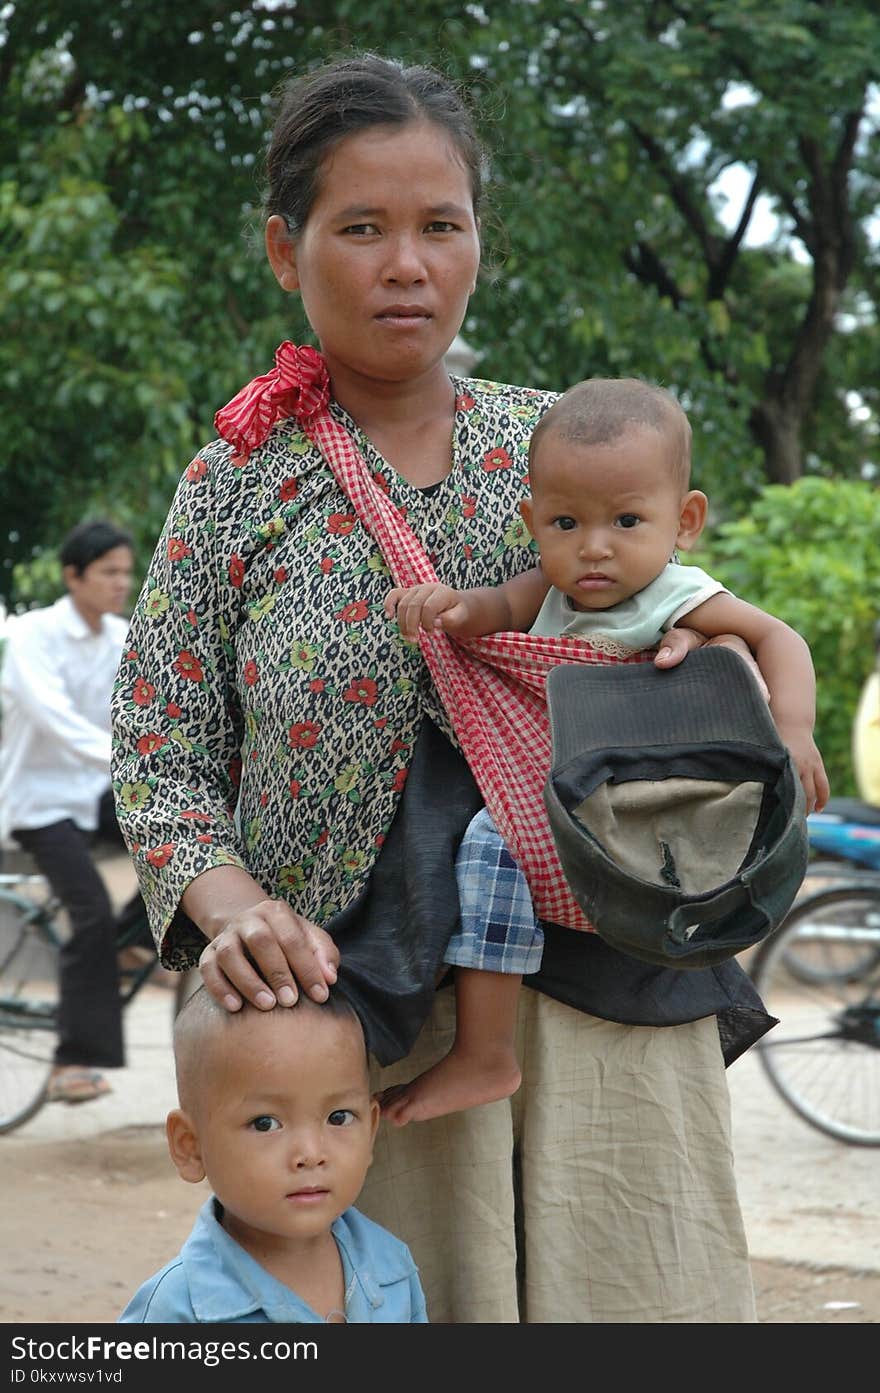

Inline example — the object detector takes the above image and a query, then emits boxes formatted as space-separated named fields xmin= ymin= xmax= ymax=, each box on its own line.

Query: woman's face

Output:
xmin=267 ymin=120 xmax=481 ymax=391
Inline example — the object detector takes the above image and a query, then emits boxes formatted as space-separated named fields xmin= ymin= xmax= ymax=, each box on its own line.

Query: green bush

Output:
xmin=692 ymin=477 xmax=880 ymax=798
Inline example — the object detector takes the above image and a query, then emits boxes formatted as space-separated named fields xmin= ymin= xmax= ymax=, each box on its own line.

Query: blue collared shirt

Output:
xmin=119 ymin=1197 xmax=428 ymax=1323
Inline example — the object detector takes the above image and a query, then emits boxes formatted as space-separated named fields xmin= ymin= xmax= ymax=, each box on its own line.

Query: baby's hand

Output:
xmin=385 ymin=583 xmax=472 ymax=643
xmin=776 ymin=724 xmax=830 ymax=814
xmin=654 ymin=627 xmax=708 ymax=668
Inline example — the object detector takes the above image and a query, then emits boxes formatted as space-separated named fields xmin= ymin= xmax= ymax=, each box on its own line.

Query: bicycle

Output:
xmin=774 ymin=798 xmax=880 ymax=986
xmin=748 ymin=874 xmax=880 ymax=1147
xmin=0 ymin=851 xmax=195 ymax=1135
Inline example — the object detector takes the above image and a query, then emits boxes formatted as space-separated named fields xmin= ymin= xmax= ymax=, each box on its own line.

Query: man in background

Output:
xmin=0 ymin=519 xmax=143 ymax=1104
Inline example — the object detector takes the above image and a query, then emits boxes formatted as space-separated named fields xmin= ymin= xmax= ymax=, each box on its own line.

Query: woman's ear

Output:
xmin=166 ymin=1108 xmax=207 ymax=1185
xmin=676 ymin=490 xmax=708 ymax=552
xmin=265 ymin=215 xmax=299 ymax=293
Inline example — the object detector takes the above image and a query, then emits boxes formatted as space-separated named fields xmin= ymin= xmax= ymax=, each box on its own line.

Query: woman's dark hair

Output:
xmin=59 ymin=519 xmax=133 ymax=575
xmin=263 ymin=52 xmax=485 ymax=236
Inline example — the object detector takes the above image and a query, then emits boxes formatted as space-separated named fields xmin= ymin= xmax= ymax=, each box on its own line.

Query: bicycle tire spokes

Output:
xmin=0 ymin=891 xmax=59 ymax=1134
xmin=0 ymin=874 xmax=181 ymax=1135
xmin=751 ymin=881 xmax=880 ymax=1146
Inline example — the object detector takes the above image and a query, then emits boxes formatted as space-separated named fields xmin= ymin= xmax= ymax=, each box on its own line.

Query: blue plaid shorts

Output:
xmin=445 ymin=807 xmax=544 ymax=975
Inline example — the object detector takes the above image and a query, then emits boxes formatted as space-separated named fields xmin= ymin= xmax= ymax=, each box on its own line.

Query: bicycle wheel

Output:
xmin=0 ymin=890 xmax=60 ymax=1134
xmin=777 ymin=864 xmax=880 ymax=983
xmin=799 ymin=859 xmax=873 ymax=892
xmin=782 ymin=872 xmax=880 ymax=984
xmin=751 ymin=884 xmax=880 ymax=1146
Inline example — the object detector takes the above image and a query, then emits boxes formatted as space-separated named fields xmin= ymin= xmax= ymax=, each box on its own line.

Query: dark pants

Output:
xmin=12 ymin=789 xmax=147 ymax=1069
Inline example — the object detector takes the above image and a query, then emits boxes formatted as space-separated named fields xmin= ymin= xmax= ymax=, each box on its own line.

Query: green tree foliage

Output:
xmin=693 ymin=478 xmax=880 ymax=795
xmin=462 ymin=1 xmax=879 ymax=500
xmin=1 ymin=112 xmax=196 ymax=577
xmin=1 ymin=1 xmax=877 ymax=607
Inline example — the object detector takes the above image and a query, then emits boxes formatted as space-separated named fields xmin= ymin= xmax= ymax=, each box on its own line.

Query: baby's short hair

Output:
xmin=529 ymin=377 xmax=692 ymax=491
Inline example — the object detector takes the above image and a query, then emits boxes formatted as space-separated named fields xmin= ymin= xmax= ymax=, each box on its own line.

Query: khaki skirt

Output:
xmin=359 ymin=987 xmax=756 ymax=1323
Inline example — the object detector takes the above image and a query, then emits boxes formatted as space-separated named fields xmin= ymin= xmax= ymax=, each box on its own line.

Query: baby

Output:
xmin=119 ymin=986 xmax=427 ymax=1322
xmin=381 ymin=375 xmax=828 ymax=1125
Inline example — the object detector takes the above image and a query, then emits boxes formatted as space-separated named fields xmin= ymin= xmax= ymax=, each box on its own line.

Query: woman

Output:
xmin=112 ymin=53 xmax=772 ymax=1323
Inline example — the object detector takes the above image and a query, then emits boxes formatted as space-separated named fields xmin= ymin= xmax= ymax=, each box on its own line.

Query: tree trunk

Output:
xmin=748 ymin=116 xmax=861 ymax=486
xmin=749 ymin=400 xmax=805 ymax=486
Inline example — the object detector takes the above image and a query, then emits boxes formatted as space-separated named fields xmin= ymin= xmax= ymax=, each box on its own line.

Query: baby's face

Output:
xmin=521 ymin=424 xmax=688 ymax=612
xmin=191 ymin=1007 xmax=379 ymax=1252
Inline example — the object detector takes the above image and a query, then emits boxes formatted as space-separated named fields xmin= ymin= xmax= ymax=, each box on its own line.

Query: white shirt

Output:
xmin=0 ymin=595 xmax=129 ymax=841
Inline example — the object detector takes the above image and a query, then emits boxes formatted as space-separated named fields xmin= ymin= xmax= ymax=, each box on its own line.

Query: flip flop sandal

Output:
xmin=46 ymin=1068 xmax=112 ymax=1105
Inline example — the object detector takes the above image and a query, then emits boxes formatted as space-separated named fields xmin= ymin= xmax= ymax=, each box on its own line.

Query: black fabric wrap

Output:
xmin=331 ymin=718 xmax=775 ymax=1068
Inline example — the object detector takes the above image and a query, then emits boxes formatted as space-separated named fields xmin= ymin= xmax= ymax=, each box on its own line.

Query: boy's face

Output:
xmin=179 ymin=1006 xmax=380 ymax=1252
xmin=520 ymin=424 xmax=704 ymax=612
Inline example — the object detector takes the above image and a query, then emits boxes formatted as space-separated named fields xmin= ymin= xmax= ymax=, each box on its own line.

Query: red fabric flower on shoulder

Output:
xmin=214 ymin=342 xmax=331 ymax=457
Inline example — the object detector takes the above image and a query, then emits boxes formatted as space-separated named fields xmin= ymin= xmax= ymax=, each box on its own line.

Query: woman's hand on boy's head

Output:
xmin=198 ymin=898 xmax=340 ymax=1014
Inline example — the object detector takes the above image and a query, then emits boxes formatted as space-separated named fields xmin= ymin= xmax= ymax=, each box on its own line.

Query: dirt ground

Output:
xmin=1 ymin=1125 xmax=877 ymax=1325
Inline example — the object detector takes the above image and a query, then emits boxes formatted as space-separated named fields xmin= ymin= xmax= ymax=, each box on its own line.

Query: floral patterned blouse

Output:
xmin=111 ymin=376 xmax=556 ymax=967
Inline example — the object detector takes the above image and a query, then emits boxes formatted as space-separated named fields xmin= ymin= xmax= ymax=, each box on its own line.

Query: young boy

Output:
xmin=380 ymin=376 xmax=829 ymax=1126
xmin=119 ymin=987 xmax=428 ymax=1322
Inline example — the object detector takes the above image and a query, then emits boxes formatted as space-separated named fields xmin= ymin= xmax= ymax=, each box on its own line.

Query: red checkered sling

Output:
xmin=215 ymin=344 xmax=651 ymax=930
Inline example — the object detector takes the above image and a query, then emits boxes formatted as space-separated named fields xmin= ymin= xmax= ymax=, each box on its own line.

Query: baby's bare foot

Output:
xmin=379 ymin=1046 xmax=521 ymax=1126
